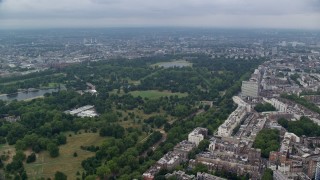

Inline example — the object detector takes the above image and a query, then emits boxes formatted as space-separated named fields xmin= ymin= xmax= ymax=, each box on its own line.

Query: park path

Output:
xmin=140 ymin=130 xmax=167 ymax=157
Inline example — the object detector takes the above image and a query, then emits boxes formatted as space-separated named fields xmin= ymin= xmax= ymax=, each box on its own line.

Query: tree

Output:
xmin=0 ymin=137 xmax=6 ymax=144
xmin=54 ymin=171 xmax=67 ymax=180
xmin=96 ymin=165 xmax=111 ymax=178
xmin=197 ymin=139 xmax=210 ymax=152
xmin=56 ymin=134 xmax=67 ymax=145
xmin=278 ymin=116 xmax=320 ymax=137
xmin=0 ymin=159 xmax=3 ymax=168
xmin=85 ymin=175 xmax=97 ymax=180
xmin=21 ymin=171 xmax=28 ymax=180
xmin=254 ymin=103 xmax=276 ymax=112
xmin=191 ymin=163 xmax=208 ymax=174
xmin=26 ymin=153 xmax=36 ymax=163
xmin=6 ymin=160 xmax=23 ymax=173
xmin=102 ymin=112 xmax=118 ymax=122
xmin=99 ymin=124 xmax=125 ymax=138
xmin=13 ymin=151 xmax=26 ymax=162
xmin=262 ymin=168 xmax=273 ymax=180
xmin=253 ymin=129 xmax=280 ymax=158
xmin=47 ymin=143 xmax=59 ymax=158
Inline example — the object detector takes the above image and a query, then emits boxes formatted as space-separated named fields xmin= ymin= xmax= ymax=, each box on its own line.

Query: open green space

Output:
xmin=278 ymin=116 xmax=320 ymax=137
xmin=40 ymin=82 xmax=60 ymax=89
xmin=0 ymin=55 xmax=264 ymax=179
xmin=0 ymin=143 xmax=15 ymax=163
xmin=109 ymin=89 xmax=188 ymax=99
xmin=152 ymin=60 xmax=192 ymax=68
xmin=129 ymin=90 xmax=188 ymax=99
xmin=25 ymin=132 xmax=106 ymax=180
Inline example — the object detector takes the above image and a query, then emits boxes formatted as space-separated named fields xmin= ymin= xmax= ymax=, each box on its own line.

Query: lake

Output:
xmin=0 ymin=86 xmax=66 ymax=101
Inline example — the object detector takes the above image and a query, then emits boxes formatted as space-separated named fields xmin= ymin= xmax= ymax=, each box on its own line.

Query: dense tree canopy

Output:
xmin=254 ymin=103 xmax=276 ymax=112
xmin=0 ymin=54 xmax=264 ymax=179
xmin=262 ymin=168 xmax=273 ymax=180
xmin=253 ymin=129 xmax=280 ymax=158
xmin=278 ymin=117 xmax=320 ymax=136
xmin=281 ymin=94 xmax=320 ymax=114
xmin=54 ymin=171 xmax=67 ymax=180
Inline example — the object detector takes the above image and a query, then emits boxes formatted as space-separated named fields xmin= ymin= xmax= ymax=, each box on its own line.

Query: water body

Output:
xmin=156 ymin=61 xmax=192 ymax=68
xmin=0 ymin=86 xmax=66 ymax=101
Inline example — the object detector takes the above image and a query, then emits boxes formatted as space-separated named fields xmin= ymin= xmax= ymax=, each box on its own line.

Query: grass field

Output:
xmin=118 ymin=107 xmax=175 ymax=127
xmin=40 ymin=82 xmax=60 ymax=89
xmin=25 ymin=132 xmax=106 ymax=180
xmin=0 ymin=143 xmax=16 ymax=164
xmin=110 ymin=89 xmax=188 ymax=100
xmin=129 ymin=90 xmax=188 ymax=99
xmin=151 ymin=60 xmax=192 ymax=68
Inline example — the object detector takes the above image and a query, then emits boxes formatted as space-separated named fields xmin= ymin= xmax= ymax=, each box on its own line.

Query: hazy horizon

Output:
xmin=0 ymin=0 xmax=320 ymax=29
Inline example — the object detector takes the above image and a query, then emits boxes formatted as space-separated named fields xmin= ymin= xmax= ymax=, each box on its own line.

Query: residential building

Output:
xmin=165 ymin=171 xmax=195 ymax=180
xmin=316 ymin=158 xmax=320 ymax=180
xmin=197 ymin=172 xmax=226 ymax=180
xmin=174 ymin=140 xmax=197 ymax=161
xmin=241 ymin=81 xmax=259 ymax=98
xmin=188 ymin=128 xmax=208 ymax=146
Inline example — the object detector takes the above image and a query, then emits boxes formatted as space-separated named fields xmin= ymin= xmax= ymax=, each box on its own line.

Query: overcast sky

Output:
xmin=0 ymin=0 xmax=320 ymax=29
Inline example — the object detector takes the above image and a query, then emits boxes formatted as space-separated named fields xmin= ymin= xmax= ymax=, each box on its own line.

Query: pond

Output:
xmin=0 ymin=86 xmax=66 ymax=101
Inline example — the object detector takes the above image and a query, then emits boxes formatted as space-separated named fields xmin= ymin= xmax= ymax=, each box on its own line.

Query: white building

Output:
xmin=157 ymin=151 xmax=182 ymax=170
xmin=208 ymin=138 xmax=216 ymax=152
xmin=65 ymin=105 xmax=98 ymax=118
xmin=217 ymin=96 xmax=249 ymax=137
xmin=263 ymin=98 xmax=288 ymax=112
xmin=271 ymin=99 xmax=288 ymax=112
xmin=241 ymin=81 xmax=259 ymax=97
xmin=188 ymin=127 xmax=208 ymax=146
xmin=217 ymin=105 xmax=247 ymax=137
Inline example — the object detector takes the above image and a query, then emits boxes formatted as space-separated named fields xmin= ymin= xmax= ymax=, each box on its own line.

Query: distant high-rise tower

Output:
xmin=315 ymin=158 xmax=320 ymax=180
xmin=281 ymin=41 xmax=287 ymax=47
xmin=272 ymin=47 xmax=278 ymax=55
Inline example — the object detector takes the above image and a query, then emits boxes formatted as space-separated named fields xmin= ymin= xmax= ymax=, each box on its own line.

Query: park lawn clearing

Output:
xmin=40 ymin=82 xmax=60 ymax=89
xmin=151 ymin=60 xmax=193 ymax=68
xmin=25 ymin=132 xmax=106 ymax=180
xmin=129 ymin=90 xmax=188 ymax=99
xmin=0 ymin=143 xmax=16 ymax=164
xmin=127 ymin=79 xmax=141 ymax=85
xmin=109 ymin=89 xmax=125 ymax=95
xmin=110 ymin=89 xmax=188 ymax=100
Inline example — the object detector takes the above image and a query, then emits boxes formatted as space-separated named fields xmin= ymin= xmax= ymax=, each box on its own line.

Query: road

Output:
xmin=140 ymin=109 xmax=205 ymax=157
xmin=140 ymin=130 xmax=167 ymax=157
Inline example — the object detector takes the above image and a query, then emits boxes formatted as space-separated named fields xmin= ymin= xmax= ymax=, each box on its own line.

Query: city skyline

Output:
xmin=0 ymin=0 xmax=320 ymax=29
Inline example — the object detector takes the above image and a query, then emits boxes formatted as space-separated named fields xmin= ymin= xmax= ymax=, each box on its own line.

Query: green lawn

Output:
xmin=40 ymin=82 xmax=60 ymax=89
xmin=25 ymin=132 xmax=106 ymax=180
xmin=0 ymin=143 xmax=16 ymax=164
xmin=129 ymin=90 xmax=188 ymax=99
xmin=151 ymin=60 xmax=193 ymax=68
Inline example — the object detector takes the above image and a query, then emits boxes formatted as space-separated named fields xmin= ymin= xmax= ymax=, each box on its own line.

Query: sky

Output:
xmin=0 ymin=0 xmax=320 ymax=29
